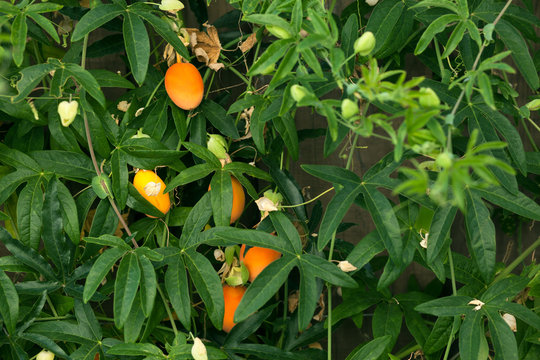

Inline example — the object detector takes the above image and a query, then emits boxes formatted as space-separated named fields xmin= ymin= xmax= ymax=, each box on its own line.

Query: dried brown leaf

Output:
xmin=239 ymin=33 xmax=257 ymax=53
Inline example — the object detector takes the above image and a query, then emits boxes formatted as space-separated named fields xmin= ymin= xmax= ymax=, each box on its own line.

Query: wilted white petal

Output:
xmin=337 ymin=261 xmax=358 ymax=272
xmin=191 ymin=337 xmax=208 ymax=360
xmin=144 ymin=182 xmax=161 ymax=196
xmin=255 ymin=197 xmax=278 ymax=212
xmin=117 ymin=100 xmax=130 ymax=112
xmin=36 ymin=350 xmax=55 ymax=360
xmin=214 ymin=249 xmax=225 ymax=262
xmin=468 ymin=299 xmax=485 ymax=311
xmin=502 ymin=313 xmax=517 ymax=332
xmin=135 ymin=107 xmax=145 ymax=117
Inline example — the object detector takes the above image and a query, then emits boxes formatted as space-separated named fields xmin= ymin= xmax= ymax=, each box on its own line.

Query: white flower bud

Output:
xmin=36 ymin=350 xmax=55 ymax=360
xmin=159 ymin=0 xmax=184 ymax=13
xmin=57 ymin=100 xmax=78 ymax=127
xmin=502 ymin=313 xmax=517 ymax=332
xmin=191 ymin=337 xmax=208 ymax=360
xmin=366 ymin=0 xmax=379 ymax=6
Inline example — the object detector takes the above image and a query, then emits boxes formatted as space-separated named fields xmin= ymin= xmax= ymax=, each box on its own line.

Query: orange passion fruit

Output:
xmin=165 ymin=62 xmax=204 ymax=110
xmin=240 ymin=244 xmax=282 ymax=282
xmin=133 ymin=169 xmax=171 ymax=217
xmin=208 ymin=176 xmax=245 ymax=224
xmin=222 ymin=284 xmax=246 ymax=333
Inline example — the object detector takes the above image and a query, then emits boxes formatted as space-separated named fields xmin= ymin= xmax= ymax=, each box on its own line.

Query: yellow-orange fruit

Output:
xmin=240 ymin=244 xmax=282 ymax=282
xmin=133 ymin=169 xmax=171 ymax=217
xmin=209 ymin=176 xmax=245 ymax=224
xmin=222 ymin=285 xmax=246 ymax=333
xmin=165 ymin=62 xmax=204 ymax=110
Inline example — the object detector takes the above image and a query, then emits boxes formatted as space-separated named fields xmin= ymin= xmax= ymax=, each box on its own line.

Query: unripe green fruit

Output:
xmin=290 ymin=85 xmax=310 ymax=102
xmin=92 ymin=174 xmax=112 ymax=199
xmin=435 ymin=152 xmax=453 ymax=169
xmin=354 ymin=31 xmax=376 ymax=56
xmin=419 ymin=87 xmax=441 ymax=108
xmin=526 ymin=99 xmax=540 ymax=111
xmin=341 ymin=99 xmax=359 ymax=119
xmin=266 ymin=25 xmax=292 ymax=39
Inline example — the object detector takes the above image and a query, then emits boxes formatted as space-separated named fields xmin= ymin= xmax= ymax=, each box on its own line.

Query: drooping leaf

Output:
xmin=0 ymin=270 xmax=19 ymax=335
xmin=114 ymin=252 xmax=141 ymax=328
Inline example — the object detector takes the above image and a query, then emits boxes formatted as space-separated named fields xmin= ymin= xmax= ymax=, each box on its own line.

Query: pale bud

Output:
xmin=191 ymin=337 xmax=208 ymax=360
xmin=57 ymin=100 xmax=78 ymax=127
xmin=290 ymin=85 xmax=310 ymax=102
xmin=159 ymin=0 xmax=184 ymax=13
xmin=354 ymin=31 xmax=376 ymax=56
xmin=36 ymin=350 xmax=55 ymax=360
xmin=366 ymin=0 xmax=379 ymax=6
xmin=468 ymin=299 xmax=485 ymax=311
xmin=502 ymin=313 xmax=517 ymax=332
xmin=435 ymin=152 xmax=453 ymax=169
xmin=337 ymin=260 xmax=357 ymax=272
xmin=266 ymin=25 xmax=292 ymax=39
xmin=419 ymin=87 xmax=441 ymax=108
xmin=525 ymin=99 xmax=540 ymax=111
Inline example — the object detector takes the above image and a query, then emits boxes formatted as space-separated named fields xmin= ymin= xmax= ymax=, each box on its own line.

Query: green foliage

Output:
xmin=0 ymin=0 xmax=539 ymax=359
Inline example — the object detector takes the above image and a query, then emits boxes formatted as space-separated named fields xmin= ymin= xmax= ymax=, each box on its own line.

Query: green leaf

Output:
xmin=11 ymin=13 xmax=27 ymax=67
xmin=182 ymin=142 xmax=221 ymax=168
xmin=361 ymin=185 xmax=402 ymax=264
xmin=88 ymin=69 xmax=135 ymax=88
xmin=318 ymin=185 xmax=362 ymax=251
xmin=0 ymin=270 xmax=19 ymax=334
xmin=346 ymin=335 xmax=393 ymax=360
xmin=210 ymin=171 xmax=233 ymax=226
xmin=83 ymin=234 xmax=131 ymax=250
xmin=423 ymin=316 xmax=456 ymax=354
xmin=27 ymin=320 xmax=95 ymax=344
xmin=83 ymin=247 xmax=126 ymax=303
xmin=269 ymin=211 xmax=303 ymax=255
xmin=30 ymin=150 xmax=95 ymax=182
xmin=465 ymin=189 xmax=496 ymax=282
xmin=426 ymin=205 xmax=457 ymax=264
xmin=297 ymin=263 xmax=321 ymax=331
xmin=111 ymin=150 xmax=128 ymax=209
xmin=201 ymin=100 xmax=240 ymax=139
xmin=372 ymin=302 xmax=402 ymax=350
xmin=365 ymin=0 xmax=404 ymax=56
xmin=243 ymin=14 xmax=293 ymax=35
xmin=74 ymin=299 xmax=102 ymax=341
xmin=71 ymin=4 xmax=125 ymax=42
xmin=496 ymin=19 xmax=539 ymax=90
xmin=410 ymin=0 xmax=459 ymax=13
xmin=181 ymin=192 xmax=213 ymax=249
xmin=347 ymin=231 xmax=385 ymax=269
xmin=498 ymin=302 xmax=540 ymax=331
xmin=226 ymin=344 xmax=298 ymax=359
xmin=184 ymin=250 xmax=224 ymax=329
xmin=42 ymin=178 xmax=70 ymax=278
xmin=11 ymin=62 xmax=57 ymax=103
xmin=269 ymin=46 xmax=299 ymax=89
xmin=138 ymin=255 xmax=157 ymax=318
xmin=165 ymin=255 xmax=191 ymax=329
xmin=235 ymin=256 xmax=297 ymax=323
xmin=132 ymin=7 xmax=190 ymax=60
xmin=127 ymin=183 xmax=167 ymax=218
xmin=415 ymin=296 xmax=474 ymax=316
xmin=222 ymin=162 xmax=272 ymax=181
xmin=26 ymin=3 xmax=64 ymax=13
xmin=56 ymin=180 xmax=80 ymax=245
xmin=341 ymin=14 xmax=359 ymax=74
xmin=107 ymin=343 xmax=164 ymax=357
xmin=415 ymin=14 xmax=461 ymax=55
xmin=88 ymin=200 xmax=118 ymax=238
xmin=248 ymin=39 xmax=295 ymax=75
xmin=272 ymin=114 xmax=299 ymax=161
xmin=442 ymin=21 xmax=466 ymax=58
xmin=301 ymin=164 xmax=361 ymax=186
xmin=123 ymin=11 xmax=150 ymax=85
xmin=459 ymin=310 xmax=484 ymax=360
xmin=20 ymin=332 xmax=70 ymax=359
xmin=486 ymin=309 xmax=518 ymax=360
xmin=27 ymin=12 xmax=60 ymax=44
xmin=17 ymin=179 xmax=43 ymax=250
xmin=300 ymin=254 xmax=357 ymax=287
xmin=166 ymin=163 xmax=215 ymax=192
xmin=207 ymin=227 xmax=294 ymax=254
xmin=64 ymin=63 xmax=106 ymax=108
xmin=477 ymin=72 xmax=495 ymax=109
xmin=481 ymin=276 xmax=529 ymax=304
xmin=0 ymin=228 xmax=56 ymax=280
xmin=17 ymin=291 xmax=47 ymax=335
xmin=225 ymin=305 xmax=277 ymax=346
xmin=114 ymin=252 xmax=141 ymax=328
xmin=267 ymin=164 xmax=307 ymax=221
xmin=123 ymin=295 xmax=145 ymax=343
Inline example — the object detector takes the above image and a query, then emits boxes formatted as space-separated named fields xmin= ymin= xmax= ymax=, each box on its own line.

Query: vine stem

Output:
xmin=442 ymin=247 xmax=458 ymax=360
xmin=446 ymin=0 xmax=514 ymax=152
xmin=280 ymin=187 xmax=334 ymax=208
xmin=157 ymin=282 xmax=178 ymax=337
xmin=494 ymin=236 xmax=540 ymax=283
xmin=80 ymin=34 xmax=135 ymax=245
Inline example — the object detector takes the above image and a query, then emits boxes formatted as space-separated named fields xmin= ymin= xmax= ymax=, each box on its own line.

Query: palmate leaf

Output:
xmin=123 ymin=11 xmax=150 ymax=85
xmin=16 ymin=178 xmax=43 ymax=250
xmin=71 ymin=4 xmax=125 ymax=42
xmin=114 ymin=252 xmax=141 ymax=328
xmin=183 ymin=250 xmax=224 ymax=329
xmin=138 ymin=255 xmax=157 ymax=318
xmin=486 ymin=308 xmax=518 ymax=360
xmin=346 ymin=231 xmax=385 ymax=269
xmin=164 ymin=255 xmax=191 ymax=330
xmin=346 ymin=335 xmax=393 ymax=360
xmin=269 ymin=211 xmax=302 ymax=254
xmin=415 ymin=296 xmax=474 ymax=316
xmin=372 ymin=302 xmax=402 ymax=350
xmin=459 ymin=309 xmax=484 ymax=360
xmin=83 ymin=247 xmax=126 ymax=303
xmin=426 ymin=205 xmax=457 ymax=264
xmin=225 ymin=304 xmax=277 ymax=346
xmin=0 ymin=270 xmax=19 ymax=335
xmin=296 ymin=262 xmax=322 ymax=331
xmin=19 ymin=332 xmax=70 ymax=359
xmin=210 ymin=170 xmax=234 ymax=227
xmin=365 ymin=0 xmax=404 ymax=56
